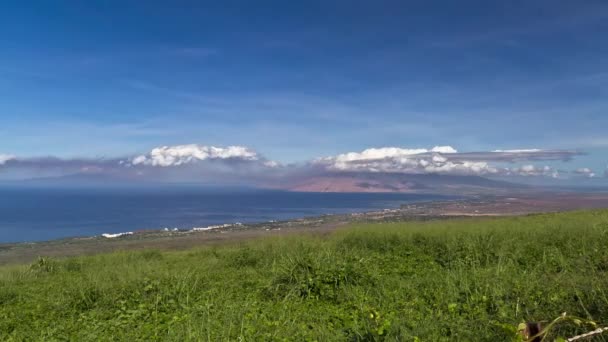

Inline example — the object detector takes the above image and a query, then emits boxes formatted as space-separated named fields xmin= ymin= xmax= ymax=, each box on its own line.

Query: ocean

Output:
xmin=0 ymin=186 xmax=451 ymax=243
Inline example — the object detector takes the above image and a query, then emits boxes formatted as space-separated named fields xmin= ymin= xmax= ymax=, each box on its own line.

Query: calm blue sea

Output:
xmin=0 ymin=186 xmax=451 ymax=243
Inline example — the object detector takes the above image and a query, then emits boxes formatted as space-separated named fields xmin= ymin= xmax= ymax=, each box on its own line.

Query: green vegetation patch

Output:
xmin=1 ymin=210 xmax=608 ymax=341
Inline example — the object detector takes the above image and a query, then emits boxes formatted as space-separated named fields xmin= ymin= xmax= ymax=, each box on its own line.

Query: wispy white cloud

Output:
xmin=492 ymin=149 xmax=542 ymax=153
xmin=508 ymin=165 xmax=558 ymax=178
xmin=573 ymin=167 xmax=596 ymax=178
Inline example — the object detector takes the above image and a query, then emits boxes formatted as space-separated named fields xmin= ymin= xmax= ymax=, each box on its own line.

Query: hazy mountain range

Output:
xmin=1 ymin=144 xmax=604 ymax=194
xmin=3 ymin=170 xmax=529 ymax=196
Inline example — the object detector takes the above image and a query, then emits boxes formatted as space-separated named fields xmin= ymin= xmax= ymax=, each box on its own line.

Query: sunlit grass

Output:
xmin=1 ymin=210 xmax=608 ymax=341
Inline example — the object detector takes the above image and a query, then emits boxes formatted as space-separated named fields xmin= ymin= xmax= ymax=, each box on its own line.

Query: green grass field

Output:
xmin=2 ymin=210 xmax=608 ymax=341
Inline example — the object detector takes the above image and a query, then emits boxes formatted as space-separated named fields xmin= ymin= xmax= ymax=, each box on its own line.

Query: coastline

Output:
xmin=0 ymin=188 xmax=452 ymax=243
xmin=2 ymin=192 xmax=608 ymax=265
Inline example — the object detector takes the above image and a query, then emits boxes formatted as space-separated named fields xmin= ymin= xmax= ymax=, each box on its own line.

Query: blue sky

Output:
xmin=1 ymin=1 xmax=607 ymax=181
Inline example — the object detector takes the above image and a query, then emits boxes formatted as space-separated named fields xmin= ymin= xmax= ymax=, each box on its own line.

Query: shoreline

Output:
xmin=0 ymin=188 xmax=455 ymax=245
xmin=2 ymin=192 xmax=608 ymax=265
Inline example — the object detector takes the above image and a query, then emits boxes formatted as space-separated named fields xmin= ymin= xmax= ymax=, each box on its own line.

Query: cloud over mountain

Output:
xmin=0 ymin=154 xmax=15 ymax=165
xmin=445 ymin=150 xmax=582 ymax=163
xmin=0 ymin=144 xmax=283 ymax=185
xmin=0 ymin=144 xmax=595 ymax=186
xmin=314 ymin=146 xmax=580 ymax=177
xmin=129 ymin=144 xmax=260 ymax=167
xmin=508 ymin=165 xmax=558 ymax=178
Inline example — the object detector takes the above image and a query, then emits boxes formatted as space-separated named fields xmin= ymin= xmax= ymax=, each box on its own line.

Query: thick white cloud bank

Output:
xmin=317 ymin=146 xmax=456 ymax=165
xmin=430 ymin=146 xmax=458 ymax=154
xmin=0 ymin=154 xmax=15 ymax=165
xmin=130 ymin=144 xmax=260 ymax=167
xmin=315 ymin=146 xmax=581 ymax=177
xmin=316 ymin=146 xmax=499 ymax=175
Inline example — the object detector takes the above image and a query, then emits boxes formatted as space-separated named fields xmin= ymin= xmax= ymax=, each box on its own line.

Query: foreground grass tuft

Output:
xmin=1 ymin=210 xmax=608 ymax=341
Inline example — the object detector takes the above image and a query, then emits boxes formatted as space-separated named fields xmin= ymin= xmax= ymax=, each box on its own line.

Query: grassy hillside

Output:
xmin=1 ymin=211 xmax=608 ymax=341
